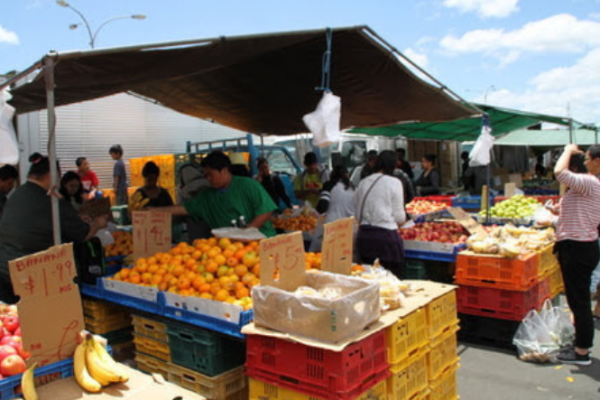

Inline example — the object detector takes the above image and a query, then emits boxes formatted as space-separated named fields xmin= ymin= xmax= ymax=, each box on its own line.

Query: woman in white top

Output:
xmin=354 ymin=150 xmax=406 ymax=278
xmin=316 ymin=165 xmax=355 ymax=223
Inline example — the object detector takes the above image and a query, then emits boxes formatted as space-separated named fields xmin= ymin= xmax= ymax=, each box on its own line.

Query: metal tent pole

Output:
xmin=45 ymin=56 xmax=61 ymax=246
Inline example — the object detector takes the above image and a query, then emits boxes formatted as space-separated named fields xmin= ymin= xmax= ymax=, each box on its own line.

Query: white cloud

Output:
xmin=440 ymin=14 xmax=600 ymax=64
xmin=0 ymin=25 xmax=19 ymax=45
xmin=443 ymin=0 xmax=519 ymax=18
xmin=403 ymin=48 xmax=429 ymax=69
xmin=480 ymin=48 xmax=600 ymax=123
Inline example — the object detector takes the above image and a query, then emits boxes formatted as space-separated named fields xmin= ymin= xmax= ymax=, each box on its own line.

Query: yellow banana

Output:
xmin=139 ymin=198 xmax=150 ymax=208
xmin=21 ymin=362 xmax=37 ymax=400
xmin=91 ymin=336 xmax=129 ymax=383
xmin=85 ymin=338 xmax=123 ymax=385
xmin=74 ymin=341 xmax=102 ymax=392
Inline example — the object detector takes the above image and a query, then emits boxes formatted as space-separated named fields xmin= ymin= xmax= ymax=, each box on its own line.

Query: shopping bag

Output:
xmin=303 ymin=91 xmax=341 ymax=148
xmin=469 ymin=116 xmax=494 ymax=167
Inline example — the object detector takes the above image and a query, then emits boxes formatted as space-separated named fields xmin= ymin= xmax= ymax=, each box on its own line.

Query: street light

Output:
xmin=56 ymin=1 xmax=146 ymax=49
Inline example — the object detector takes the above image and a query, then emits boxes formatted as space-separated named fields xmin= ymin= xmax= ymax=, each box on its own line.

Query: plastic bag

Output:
xmin=469 ymin=120 xmax=494 ymax=167
xmin=513 ymin=299 xmax=575 ymax=363
xmin=532 ymin=204 xmax=558 ymax=228
xmin=303 ymin=91 xmax=341 ymax=148
xmin=354 ymin=262 xmax=410 ymax=311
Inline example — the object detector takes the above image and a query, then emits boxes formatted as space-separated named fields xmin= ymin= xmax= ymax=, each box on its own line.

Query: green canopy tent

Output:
xmin=495 ymin=128 xmax=599 ymax=148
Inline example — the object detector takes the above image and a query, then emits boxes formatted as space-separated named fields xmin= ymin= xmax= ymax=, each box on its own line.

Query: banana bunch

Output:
xmin=129 ymin=191 xmax=150 ymax=212
xmin=21 ymin=362 xmax=37 ymax=400
xmin=74 ymin=335 xmax=128 ymax=393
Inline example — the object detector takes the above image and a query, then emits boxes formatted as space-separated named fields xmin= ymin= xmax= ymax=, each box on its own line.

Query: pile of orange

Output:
xmin=271 ymin=214 xmax=318 ymax=232
xmin=105 ymin=231 xmax=133 ymax=257
xmin=110 ymin=237 xmax=260 ymax=310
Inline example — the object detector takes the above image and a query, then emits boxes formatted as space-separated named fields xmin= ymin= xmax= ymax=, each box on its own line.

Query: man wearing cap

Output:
xmin=161 ymin=151 xmax=278 ymax=237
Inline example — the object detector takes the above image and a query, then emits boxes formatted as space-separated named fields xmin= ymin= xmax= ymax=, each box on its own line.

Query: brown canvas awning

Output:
xmin=8 ymin=26 xmax=476 ymax=135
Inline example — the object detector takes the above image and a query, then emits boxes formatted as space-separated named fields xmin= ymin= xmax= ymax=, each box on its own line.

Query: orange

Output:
xmin=147 ymin=256 xmax=157 ymax=265
xmin=234 ymin=282 xmax=246 ymax=291
xmin=167 ymin=277 xmax=178 ymax=287
xmin=148 ymin=264 xmax=159 ymax=274
xmin=142 ymin=273 xmax=153 ymax=284
xmin=170 ymin=247 xmax=182 ymax=256
xmin=168 ymin=286 xmax=178 ymax=294
xmin=234 ymin=242 xmax=244 ymax=250
xmin=234 ymin=249 xmax=247 ymax=260
xmin=234 ymin=265 xmax=248 ymax=277
xmin=218 ymin=237 xmax=232 ymax=249
xmin=196 ymin=265 xmax=206 ymax=274
xmin=242 ymin=252 xmax=258 ymax=267
xmin=224 ymin=296 xmax=236 ymax=304
xmin=129 ymin=273 xmax=141 ymax=284
xmin=215 ymin=289 xmax=229 ymax=302
xmin=192 ymin=276 xmax=206 ymax=289
xmin=223 ymin=249 xmax=235 ymax=259
xmin=207 ymin=247 xmax=222 ymax=259
xmin=191 ymin=250 xmax=202 ymax=260
xmin=151 ymin=275 xmax=163 ymax=285
xmin=156 ymin=268 xmax=168 ymax=276
xmin=235 ymin=287 xmax=249 ymax=299
xmin=214 ymin=254 xmax=227 ymax=266
xmin=206 ymin=260 xmax=218 ymax=274
xmin=185 ymin=259 xmax=196 ymax=269
xmin=242 ymin=273 xmax=256 ymax=285
xmin=200 ymin=292 xmax=213 ymax=300
xmin=210 ymin=282 xmax=222 ymax=295
xmin=217 ymin=266 xmax=230 ymax=278
xmin=226 ymin=257 xmax=239 ymax=267
xmin=186 ymin=271 xmax=197 ymax=281
xmin=252 ymin=264 xmax=260 ymax=277
xmin=199 ymin=283 xmax=211 ymax=293
xmin=113 ymin=272 xmax=122 ymax=281
xmin=173 ymin=266 xmax=185 ymax=277
xmin=135 ymin=263 xmax=148 ymax=273
xmin=229 ymin=275 xmax=240 ymax=283
xmin=177 ymin=277 xmax=191 ymax=290
xmin=202 ymin=272 xmax=215 ymax=283
xmin=120 ymin=268 xmax=131 ymax=279
xmin=159 ymin=282 xmax=168 ymax=291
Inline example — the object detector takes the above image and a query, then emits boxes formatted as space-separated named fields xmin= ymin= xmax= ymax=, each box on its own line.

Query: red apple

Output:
xmin=4 ymin=337 xmax=22 ymax=351
xmin=4 ymin=316 xmax=19 ymax=334
xmin=13 ymin=328 xmax=20 ymax=337
xmin=6 ymin=306 xmax=17 ymax=317
xmin=0 ymin=345 xmax=17 ymax=364
xmin=1 ymin=355 xmax=26 ymax=376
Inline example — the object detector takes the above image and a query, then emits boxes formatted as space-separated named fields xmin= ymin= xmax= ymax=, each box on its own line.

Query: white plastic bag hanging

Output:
xmin=303 ymin=91 xmax=341 ymax=149
xmin=469 ymin=115 xmax=494 ymax=167
xmin=0 ymin=88 xmax=19 ymax=165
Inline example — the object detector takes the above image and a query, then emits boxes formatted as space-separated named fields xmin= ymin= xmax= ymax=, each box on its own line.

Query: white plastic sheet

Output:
xmin=469 ymin=117 xmax=494 ymax=167
xmin=0 ymin=89 xmax=19 ymax=165
xmin=303 ymin=91 xmax=341 ymax=148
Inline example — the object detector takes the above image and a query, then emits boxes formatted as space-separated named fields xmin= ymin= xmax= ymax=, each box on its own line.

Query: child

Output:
xmin=109 ymin=145 xmax=128 ymax=206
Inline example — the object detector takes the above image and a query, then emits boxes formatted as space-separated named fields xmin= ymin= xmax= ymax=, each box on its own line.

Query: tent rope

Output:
xmin=315 ymin=28 xmax=333 ymax=92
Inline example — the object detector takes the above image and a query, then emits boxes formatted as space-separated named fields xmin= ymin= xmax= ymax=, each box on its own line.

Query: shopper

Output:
xmin=109 ymin=145 xmax=128 ymax=206
xmin=0 ymin=165 xmax=18 ymax=222
xmin=0 ymin=153 xmax=108 ymax=303
xmin=360 ymin=150 xmax=379 ymax=180
xmin=396 ymin=148 xmax=413 ymax=179
xmin=161 ymin=151 xmax=278 ymax=237
xmin=316 ymin=165 xmax=355 ymax=223
xmin=394 ymin=167 xmax=416 ymax=205
xmin=414 ymin=154 xmax=441 ymax=196
xmin=553 ymin=144 xmax=600 ymax=365
xmin=294 ymin=152 xmax=329 ymax=208
xmin=59 ymin=171 xmax=85 ymax=212
xmin=76 ymin=157 xmax=99 ymax=200
xmin=354 ymin=150 xmax=406 ymax=278
xmin=256 ymin=157 xmax=292 ymax=210
xmin=134 ymin=161 xmax=174 ymax=208
xmin=178 ymin=164 xmax=211 ymax=241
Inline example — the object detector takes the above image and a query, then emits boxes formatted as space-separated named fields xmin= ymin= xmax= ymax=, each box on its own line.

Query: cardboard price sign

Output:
xmin=259 ymin=231 xmax=306 ymax=291
xmin=133 ymin=211 xmax=172 ymax=258
xmin=321 ymin=217 xmax=354 ymax=275
xmin=9 ymin=243 xmax=84 ymax=367
xmin=447 ymin=207 xmax=487 ymax=235
xmin=79 ymin=197 xmax=112 ymax=220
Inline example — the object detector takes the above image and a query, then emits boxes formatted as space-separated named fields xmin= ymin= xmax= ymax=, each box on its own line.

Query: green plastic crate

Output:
xmin=111 ymin=205 xmax=130 ymax=225
xmin=406 ymin=260 xmax=428 ymax=280
xmin=167 ymin=321 xmax=246 ymax=377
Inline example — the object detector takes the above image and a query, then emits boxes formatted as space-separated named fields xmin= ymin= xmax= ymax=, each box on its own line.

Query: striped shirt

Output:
xmin=556 ymin=170 xmax=600 ymax=242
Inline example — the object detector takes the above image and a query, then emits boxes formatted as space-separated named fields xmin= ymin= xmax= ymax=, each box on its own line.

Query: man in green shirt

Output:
xmin=162 ymin=151 xmax=278 ymax=237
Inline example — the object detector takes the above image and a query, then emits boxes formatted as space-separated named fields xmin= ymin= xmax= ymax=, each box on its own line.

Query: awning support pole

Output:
xmin=45 ymin=56 xmax=61 ymax=246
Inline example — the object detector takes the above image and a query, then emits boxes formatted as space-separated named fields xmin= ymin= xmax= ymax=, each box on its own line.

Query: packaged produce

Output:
xmin=352 ymin=262 xmax=410 ymax=310
xmin=465 ymin=224 xmax=555 ymax=258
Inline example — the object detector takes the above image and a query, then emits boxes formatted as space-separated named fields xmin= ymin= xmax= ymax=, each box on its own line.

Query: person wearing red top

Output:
xmin=554 ymin=144 xmax=600 ymax=366
xmin=76 ymin=157 xmax=99 ymax=200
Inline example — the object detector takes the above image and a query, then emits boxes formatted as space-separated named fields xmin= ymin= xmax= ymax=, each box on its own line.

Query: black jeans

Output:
xmin=357 ymin=225 xmax=406 ymax=279
xmin=556 ymin=240 xmax=600 ymax=349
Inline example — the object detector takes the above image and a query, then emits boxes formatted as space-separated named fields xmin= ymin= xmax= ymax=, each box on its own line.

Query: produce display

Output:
xmin=74 ymin=334 xmax=128 ymax=393
xmin=465 ymin=224 xmax=555 ymax=258
xmin=128 ymin=191 xmax=150 ymax=212
xmin=271 ymin=208 xmax=318 ymax=232
xmin=104 ymin=231 xmax=133 ymax=258
xmin=0 ymin=304 xmax=30 ymax=379
xmin=399 ymin=221 xmax=469 ymax=244
xmin=479 ymin=194 xmax=541 ymax=219
xmin=406 ymin=199 xmax=448 ymax=215
xmin=353 ymin=264 xmax=410 ymax=310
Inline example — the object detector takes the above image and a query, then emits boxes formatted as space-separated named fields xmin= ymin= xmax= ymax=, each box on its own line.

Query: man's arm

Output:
xmin=247 ymin=211 xmax=274 ymax=229
xmin=113 ymin=175 xmax=120 ymax=191
xmin=155 ymin=205 xmax=189 ymax=216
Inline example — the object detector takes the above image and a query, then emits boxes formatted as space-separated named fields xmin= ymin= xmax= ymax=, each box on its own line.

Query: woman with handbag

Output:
xmin=354 ymin=150 xmax=406 ymax=279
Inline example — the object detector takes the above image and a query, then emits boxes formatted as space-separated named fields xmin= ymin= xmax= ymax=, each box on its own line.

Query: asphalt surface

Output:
xmin=457 ymin=296 xmax=600 ymax=400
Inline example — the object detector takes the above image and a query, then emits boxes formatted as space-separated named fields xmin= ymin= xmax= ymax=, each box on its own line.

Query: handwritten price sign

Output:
xmin=9 ymin=243 xmax=84 ymax=366
xmin=447 ymin=207 xmax=487 ymax=236
xmin=133 ymin=211 xmax=172 ymax=258
xmin=322 ymin=217 xmax=355 ymax=275
xmin=259 ymin=231 xmax=306 ymax=291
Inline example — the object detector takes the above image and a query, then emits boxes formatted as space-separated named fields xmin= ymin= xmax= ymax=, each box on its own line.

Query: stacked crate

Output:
xmin=82 ymin=298 xmax=134 ymax=361
xmin=132 ymin=314 xmax=247 ymax=400
xmin=246 ymin=330 xmax=390 ymax=400
xmin=455 ymin=244 xmax=561 ymax=349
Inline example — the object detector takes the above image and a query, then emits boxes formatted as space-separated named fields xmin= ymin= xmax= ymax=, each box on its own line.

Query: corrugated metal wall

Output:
xmin=38 ymin=93 xmax=243 ymax=188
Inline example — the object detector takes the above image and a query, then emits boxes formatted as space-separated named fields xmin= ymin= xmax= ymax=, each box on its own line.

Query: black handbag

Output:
xmin=74 ymin=237 xmax=107 ymax=285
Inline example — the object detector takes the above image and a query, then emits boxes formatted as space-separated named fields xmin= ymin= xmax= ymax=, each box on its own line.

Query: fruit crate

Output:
xmin=406 ymin=260 xmax=428 ymax=280
xmin=457 ymin=277 xmax=551 ymax=321
xmin=0 ymin=357 xmax=74 ymax=400
xmin=167 ymin=364 xmax=247 ymax=400
xmin=426 ymin=290 xmax=458 ymax=339
xmin=455 ymin=251 xmax=540 ymax=291
xmin=246 ymin=330 xmax=388 ymax=399
xmin=82 ymin=298 xmax=129 ymax=320
xmin=85 ymin=312 xmax=132 ymax=335
xmin=404 ymin=242 xmax=466 ymax=263
xmin=457 ymin=313 xmax=519 ymax=351
xmin=426 ymin=363 xmax=458 ymax=400
xmin=133 ymin=334 xmax=171 ymax=362
xmin=388 ymin=347 xmax=429 ymax=400
xmin=537 ymin=244 xmax=558 ymax=279
xmin=493 ymin=195 xmax=561 ymax=205
xmin=135 ymin=352 xmax=170 ymax=379
xmin=132 ymin=314 xmax=169 ymax=343
xmin=426 ymin=326 xmax=459 ymax=381
xmin=249 ymin=376 xmax=388 ymax=400
xmin=111 ymin=205 xmax=130 ymax=226
xmin=412 ymin=196 xmax=455 ymax=207
xmin=451 ymin=195 xmax=494 ymax=210
xmin=167 ymin=321 xmax=245 ymax=376
xmin=548 ymin=264 xmax=564 ymax=299
xmin=386 ymin=308 xmax=429 ymax=366
xmin=100 ymin=327 xmax=134 ymax=346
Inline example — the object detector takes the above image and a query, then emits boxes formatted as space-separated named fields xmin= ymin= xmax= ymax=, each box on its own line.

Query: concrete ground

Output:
xmin=457 ymin=296 xmax=600 ymax=400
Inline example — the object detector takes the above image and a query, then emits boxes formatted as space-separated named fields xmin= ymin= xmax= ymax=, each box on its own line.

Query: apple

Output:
xmin=1 ymin=355 xmax=26 ymax=376
xmin=3 ymin=337 xmax=22 ymax=351
xmin=0 ymin=345 xmax=17 ymax=364
xmin=4 ymin=316 xmax=19 ymax=334
xmin=6 ymin=305 xmax=18 ymax=317
xmin=13 ymin=327 xmax=20 ymax=337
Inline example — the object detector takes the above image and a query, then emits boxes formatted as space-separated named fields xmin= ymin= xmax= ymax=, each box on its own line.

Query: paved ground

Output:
xmin=457 ymin=297 xmax=600 ymax=400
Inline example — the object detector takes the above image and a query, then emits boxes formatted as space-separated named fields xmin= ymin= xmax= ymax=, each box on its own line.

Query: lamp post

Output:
xmin=57 ymin=1 xmax=146 ymax=49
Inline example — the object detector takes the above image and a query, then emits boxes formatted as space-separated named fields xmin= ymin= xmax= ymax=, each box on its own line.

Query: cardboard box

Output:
xmin=36 ymin=364 xmax=206 ymax=399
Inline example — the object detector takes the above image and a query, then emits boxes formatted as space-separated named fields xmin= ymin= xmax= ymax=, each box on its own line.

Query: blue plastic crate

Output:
xmin=412 ymin=209 xmax=451 ymax=223
xmin=451 ymin=195 xmax=494 ymax=210
xmin=404 ymin=243 xmax=466 ymax=263
xmin=0 ymin=357 xmax=73 ymax=399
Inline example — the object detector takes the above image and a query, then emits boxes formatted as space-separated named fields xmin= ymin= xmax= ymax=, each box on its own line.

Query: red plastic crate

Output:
xmin=413 ymin=196 xmax=454 ymax=207
xmin=245 ymin=330 xmax=388 ymax=399
xmin=457 ymin=277 xmax=551 ymax=321
xmin=493 ymin=195 xmax=560 ymax=205
xmin=455 ymin=252 xmax=540 ymax=291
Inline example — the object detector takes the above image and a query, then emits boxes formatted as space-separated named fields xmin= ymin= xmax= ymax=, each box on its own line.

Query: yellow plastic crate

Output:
xmin=386 ymin=308 xmax=430 ymax=365
xmin=548 ymin=263 xmax=564 ymax=299
xmin=537 ymin=244 xmax=558 ymax=279
xmin=427 ymin=363 xmax=459 ymax=400
xmin=135 ymin=352 xmax=170 ymax=379
xmin=133 ymin=334 xmax=171 ymax=362
xmin=168 ymin=364 xmax=247 ymax=400
xmin=84 ymin=313 xmax=132 ymax=335
xmin=129 ymin=158 xmax=145 ymax=187
xmin=426 ymin=291 xmax=458 ymax=339
xmin=248 ymin=377 xmax=387 ymax=400
xmin=132 ymin=315 xmax=168 ymax=343
xmin=83 ymin=298 xmax=129 ymax=320
xmin=427 ymin=325 xmax=459 ymax=381
xmin=388 ymin=348 xmax=429 ymax=400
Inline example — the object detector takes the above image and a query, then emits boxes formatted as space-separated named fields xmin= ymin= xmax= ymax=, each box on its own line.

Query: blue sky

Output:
xmin=1 ymin=0 xmax=599 ymax=124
